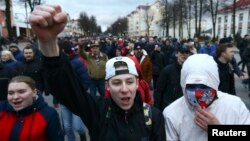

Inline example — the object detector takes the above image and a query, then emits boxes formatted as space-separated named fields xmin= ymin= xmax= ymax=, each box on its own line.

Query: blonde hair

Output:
xmin=1 ymin=50 xmax=16 ymax=61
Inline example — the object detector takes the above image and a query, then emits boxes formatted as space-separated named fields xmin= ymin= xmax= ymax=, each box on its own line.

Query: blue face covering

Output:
xmin=185 ymin=84 xmax=217 ymax=108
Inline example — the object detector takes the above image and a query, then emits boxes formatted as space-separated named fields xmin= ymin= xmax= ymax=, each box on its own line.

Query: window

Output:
xmin=238 ymin=28 xmax=242 ymax=35
xmin=218 ymin=17 xmax=221 ymax=23
xmin=224 ymin=28 xmax=227 ymax=36
xmin=225 ymin=15 xmax=228 ymax=23
xmin=239 ymin=13 xmax=243 ymax=21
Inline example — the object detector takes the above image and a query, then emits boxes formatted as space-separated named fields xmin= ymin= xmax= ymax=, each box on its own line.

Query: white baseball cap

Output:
xmin=105 ymin=57 xmax=138 ymax=80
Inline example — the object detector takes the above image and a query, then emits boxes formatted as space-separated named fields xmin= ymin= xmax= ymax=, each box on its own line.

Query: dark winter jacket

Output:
xmin=42 ymin=53 xmax=166 ymax=141
xmin=215 ymin=57 xmax=236 ymax=95
xmin=154 ymin=61 xmax=183 ymax=111
xmin=12 ymin=49 xmax=24 ymax=62
xmin=243 ymin=45 xmax=250 ymax=63
xmin=68 ymin=53 xmax=91 ymax=89
xmin=150 ymin=50 xmax=165 ymax=75
xmin=20 ymin=57 xmax=45 ymax=92
xmin=1 ymin=59 xmax=23 ymax=74
xmin=0 ymin=94 xmax=64 ymax=141
xmin=0 ymin=63 xmax=17 ymax=101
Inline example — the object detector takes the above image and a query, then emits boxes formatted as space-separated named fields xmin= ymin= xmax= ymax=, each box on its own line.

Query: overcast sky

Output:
xmin=13 ymin=0 xmax=155 ymax=31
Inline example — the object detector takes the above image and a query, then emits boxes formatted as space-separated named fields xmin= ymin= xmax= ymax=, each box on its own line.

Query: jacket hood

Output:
xmin=181 ymin=54 xmax=220 ymax=91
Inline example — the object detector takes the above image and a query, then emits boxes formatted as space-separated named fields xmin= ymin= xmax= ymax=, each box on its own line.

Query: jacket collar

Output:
xmin=110 ymin=92 xmax=143 ymax=117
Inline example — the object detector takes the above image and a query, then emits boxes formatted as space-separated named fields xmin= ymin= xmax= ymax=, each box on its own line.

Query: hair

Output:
xmin=23 ymin=44 xmax=34 ymax=52
xmin=1 ymin=50 xmax=16 ymax=61
xmin=216 ymin=43 xmax=234 ymax=57
xmin=9 ymin=76 xmax=36 ymax=90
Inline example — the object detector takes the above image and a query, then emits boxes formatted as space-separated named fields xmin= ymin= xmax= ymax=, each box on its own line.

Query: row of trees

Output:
xmin=3 ymin=0 xmax=239 ymax=40
xmin=104 ymin=0 xmax=238 ymax=39
xmin=160 ymin=0 xmax=237 ymax=40
xmin=78 ymin=12 xmax=102 ymax=36
xmin=105 ymin=17 xmax=128 ymax=36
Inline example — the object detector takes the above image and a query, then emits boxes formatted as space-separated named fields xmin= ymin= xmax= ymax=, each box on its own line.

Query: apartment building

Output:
xmin=216 ymin=0 xmax=250 ymax=38
xmin=127 ymin=0 xmax=211 ymax=39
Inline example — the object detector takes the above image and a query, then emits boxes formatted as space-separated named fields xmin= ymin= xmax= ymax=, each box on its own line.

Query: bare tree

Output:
xmin=79 ymin=12 xmax=90 ymax=36
xmin=197 ymin=0 xmax=205 ymax=37
xmin=89 ymin=16 xmax=97 ymax=35
xmin=209 ymin=0 xmax=219 ymax=40
xmin=160 ymin=0 xmax=170 ymax=37
xmin=193 ymin=0 xmax=208 ymax=37
xmin=144 ymin=7 xmax=154 ymax=36
xmin=78 ymin=12 xmax=101 ymax=36
xmin=172 ymin=1 xmax=178 ymax=38
xmin=19 ymin=0 xmax=43 ymax=12
xmin=105 ymin=17 xmax=127 ymax=36
xmin=178 ymin=0 xmax=185 ymax=39
xmin=232 ymin=0 xmax=236 ymax=38
xmin=185 ymin=0 xmax=193 ymax=38
xmin=4 ymin=0 xmax=13 ymax=40
xmin=194 ymin=0 xmax=198 ymax=36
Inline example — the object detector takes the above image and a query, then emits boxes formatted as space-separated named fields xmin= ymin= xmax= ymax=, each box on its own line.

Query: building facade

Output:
xmin=0 ymin=0 xmax=33 ymax=39
xmin=127 ymin=0 xmax=212 ymax=39
xmin=216 ymin=0 xmax=250 ymax=38
xmin=0 ymin=0 xmax=13 ymax=38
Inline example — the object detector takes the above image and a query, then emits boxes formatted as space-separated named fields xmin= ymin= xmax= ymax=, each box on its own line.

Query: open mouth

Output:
xmin=13 ymin=101 xmax=22 ymax=107
xmin=121 ymin=97 xmax=130 ymax=101
xmin=121 ymin=97 xmax=131 ymax=106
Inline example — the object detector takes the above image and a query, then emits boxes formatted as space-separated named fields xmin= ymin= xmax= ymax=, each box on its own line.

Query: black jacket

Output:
xmin=154 ymin=61 xmax=183 ymax=111
xmin=215 ymin=57 xmax=236 ymax=95
xmin=0 ymin=63 xmax=17 ymax=101
xmin=20 ymin=57 xmax=45 ymax=93
xmin=42 ymin=53 xmax=166 ymax=141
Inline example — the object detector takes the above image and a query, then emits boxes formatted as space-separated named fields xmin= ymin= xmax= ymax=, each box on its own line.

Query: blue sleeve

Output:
xmin=71 ymin=58 xmax=91 ymax=89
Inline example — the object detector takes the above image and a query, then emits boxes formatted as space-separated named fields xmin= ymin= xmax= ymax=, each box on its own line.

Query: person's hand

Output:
xmin=29 ymin=5 xmax=68 ymax=56
xmin=194 ymin=108 xmax=220 ymax=132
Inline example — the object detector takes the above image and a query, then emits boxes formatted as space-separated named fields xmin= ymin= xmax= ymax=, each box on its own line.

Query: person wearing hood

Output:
xmin=163 ymin=54 xmax=250 ymax=141
xmin=0 ymin=76 xmax=64 ymax=141
xmin=8 ymin=43 xmax=24 ymax=62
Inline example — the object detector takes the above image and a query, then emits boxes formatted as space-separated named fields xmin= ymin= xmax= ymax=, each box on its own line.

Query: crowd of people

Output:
xmin=0 ymin=4 xmax=250 ymax=141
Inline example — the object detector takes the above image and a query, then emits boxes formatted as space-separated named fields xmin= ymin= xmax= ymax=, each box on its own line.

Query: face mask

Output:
xmin=185 ymin=84 xmax=217 ymax=108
